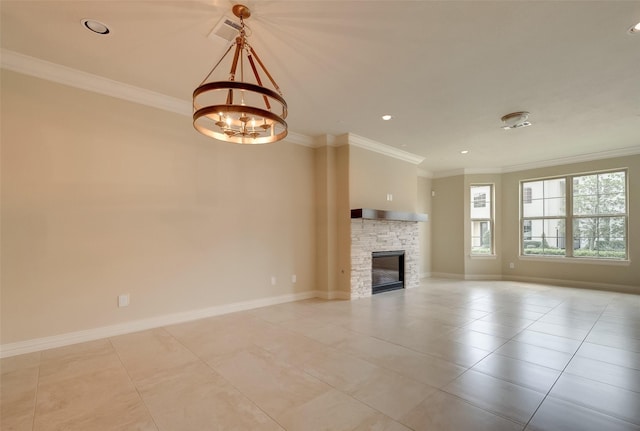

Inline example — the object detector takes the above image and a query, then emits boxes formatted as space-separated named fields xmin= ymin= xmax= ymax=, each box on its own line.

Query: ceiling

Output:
xmin=2 ymin=1 xmax=639 ymax=175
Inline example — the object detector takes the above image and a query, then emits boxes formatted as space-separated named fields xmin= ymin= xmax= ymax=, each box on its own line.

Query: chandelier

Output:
xmin=193 ymin=4 xmax=288 ymax=144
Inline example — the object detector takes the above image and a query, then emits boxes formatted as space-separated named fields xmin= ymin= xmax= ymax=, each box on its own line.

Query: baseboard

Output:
xmin=429 ymin=272 xmax=465 ymax=280
xmin=0 ymin=290 xmax=318 ymax=358
xmin=314 ymin=290 xmax=351 ymax=300
xmin=464 ymin=274 xmax=503 ymax=281
xmin=502 ymin=275 xmax=640 ymax=295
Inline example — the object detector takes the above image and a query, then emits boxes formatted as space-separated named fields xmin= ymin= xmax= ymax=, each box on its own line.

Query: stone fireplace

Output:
xmin=350 ymin=209 xmax=426 ymax=298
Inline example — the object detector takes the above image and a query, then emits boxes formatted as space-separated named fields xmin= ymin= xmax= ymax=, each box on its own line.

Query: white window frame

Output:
xmin=520 ymin=169 xmax=628 ymax=261
xmin=471 ymin=184 xmax=494 ymax=256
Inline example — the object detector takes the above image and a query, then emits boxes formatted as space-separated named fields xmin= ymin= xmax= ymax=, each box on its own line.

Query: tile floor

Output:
xmin=2 ymin=279 xmax=640 ymax=430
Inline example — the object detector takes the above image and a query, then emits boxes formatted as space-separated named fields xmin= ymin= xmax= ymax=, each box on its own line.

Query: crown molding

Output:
xmin=284 ymin=131 xmax=316 ymax=147
xmin=501 ymin=145 xmax=640 ymax=173
xmin=1 ymin=49 xmax=192 ymax=116
xmin=345 ymin=133 xmax=425 ymax=165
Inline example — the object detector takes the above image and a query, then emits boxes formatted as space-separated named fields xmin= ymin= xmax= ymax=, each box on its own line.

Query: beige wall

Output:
xmin=501 ymin=155 xmax=640 ymax=291
xmin=1 ymin=71 xmax=317 ymax=344
xmin=417 ymin=176 xmax=432 ymax=277
xmin=335 ymin=145 xmax=352 ymax=295
xmin=431 ymin=175 xmax=465 ymax=276
xmin=349 ymin=145 xmax=418 ymax=212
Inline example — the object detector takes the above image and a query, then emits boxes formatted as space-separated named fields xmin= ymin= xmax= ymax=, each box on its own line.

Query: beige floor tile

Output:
xmin=209 ymin=347 xmax=331 ymax=418
xmin=295 ymin=346 xmax=382 ymax=392
xmin=586 ymin=330 xmax=640 ymax=353
xmin=1 ymin=367 xmax=39 ymax=430
xmin=401 ymin=390 xmax=523 ymax=431
xmin=495 ymin=340 xmax=573 ymax=370
xmin=472 ymin=353 xmax=561 ymax=393
xmin=39 ymin=340 xmax=122 ymax=385
xmin=513 ymin=329 xmax=582 ymax=354
xmin=464 ymin=320 xmax=527 ymax=338
xmin=576 ymin=342 xmax=640 ymax=370
xmin=527 ymin=397 xmax=640 ymax=431
xmin=34 ymin=366 xmax=156 ymax=431
xmin=447 ymin=328 xmax=510 ymax=351
xmin=1 ymin=352 xmax=41 ymax=375
xmin=443 ymin=370 xmax=545 ymax=424
xmin=352 ymin=413 xmax=413 ymax=431
xmin=417 ymin=337 xmax=492 ymax=367
xmin=335 ymin=333 xmax=467 ymax=388
xmin=1 ymin=413 xmax=34 ymax=431
xmin=549 ymin=373 xmax=640 ymax=425
xmin=347 ymin=367 xmax=437 ymax=420
xmin=565 ymin=355 xmax=640 ymax=392
xmin=110 ymin=328 xmax=200 ymax=385
xmin=139 ymin=361 xmax=283 ymax=430
xmin=277 ymin=389 xmax=378 ymax=431
xmin=526 ymin=321 xmax=591 ymax=341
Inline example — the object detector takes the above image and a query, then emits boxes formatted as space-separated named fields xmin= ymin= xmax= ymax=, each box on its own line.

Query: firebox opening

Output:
xmin=372 ymin=250 xmax=405 ymax=294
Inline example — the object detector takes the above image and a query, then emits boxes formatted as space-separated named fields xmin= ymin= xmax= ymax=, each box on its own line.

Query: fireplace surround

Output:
xmin=350 ymin=209 xmax=426 ymax=298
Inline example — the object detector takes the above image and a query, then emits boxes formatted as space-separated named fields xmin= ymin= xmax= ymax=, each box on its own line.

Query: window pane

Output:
xmin=573 ymin=217 xmax=626 ymax=259
xmin=471 ymin=185 xmax=491 ymax=219
xmin=544 ymin=197 xmax=565 ymax=216
xmin=544 ymin=179 xmax=565 ymax=199
xmin=471 ymin=221 xmax=492 ymax=255
xmin=523 ymin=180 xmax=543 ymax=217
xmin=598 ymin=172 xmax=625 ymax=195
xmin=573 ymin=193 xmax=597 ymax=215
xmin=574 ymin=171 xmax=626 ymax=216
xmin=523 ymin=179 xmax=565 ymax=217
xmin=523 ymin=219 xmax=565 ymax=256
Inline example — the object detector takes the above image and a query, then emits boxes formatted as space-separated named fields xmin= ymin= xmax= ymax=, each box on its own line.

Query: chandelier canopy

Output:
xmin=193 ymin=4 xmax=288 ymax=144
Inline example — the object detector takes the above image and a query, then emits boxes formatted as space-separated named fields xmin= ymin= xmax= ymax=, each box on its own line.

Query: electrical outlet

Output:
xmin=292 ymin=274 xmax=297 ymax=283
xmin=118 ymin=294 xmax=130 ymax=307
xmin=509 ymin=262 xmax=515 ymax=269
xmin=271 ymin=276 xmax=276 ymax=286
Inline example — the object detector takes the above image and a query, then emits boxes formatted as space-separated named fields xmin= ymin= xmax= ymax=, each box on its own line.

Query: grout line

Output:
xmin=521 ymin=301 xmax=609 ymax=429
xmin=108 ymin=337 xmax=162 ymax=431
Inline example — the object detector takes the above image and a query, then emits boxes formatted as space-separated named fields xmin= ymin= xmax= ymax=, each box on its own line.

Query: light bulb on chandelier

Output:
xmin=193 ymin=4 xmax=288 ymax=144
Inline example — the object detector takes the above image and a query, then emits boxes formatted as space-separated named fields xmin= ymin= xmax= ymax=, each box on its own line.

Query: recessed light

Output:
xmin=460 ymin=150 xmax=469 ymax=154
xmin=381 ymin=115 xmax=393 ymax=121
xmin=82 ymin=19 xmax=110 ymax=35
xmin=629 ymin=22 xmax=640 ymax=34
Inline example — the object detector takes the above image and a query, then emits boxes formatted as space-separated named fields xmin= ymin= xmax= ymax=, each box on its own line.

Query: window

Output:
xmin=471 ymin=184 xmax=494 ymax=255
xmin=521 ymin=169 xmax=627 ymax=259
xmin=573 ymin=171 xmax=627 ymax=259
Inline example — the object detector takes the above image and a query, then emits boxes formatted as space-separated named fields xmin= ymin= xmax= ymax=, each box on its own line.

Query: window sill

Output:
xmin=519 ymin=255 xmax=630 ymax=266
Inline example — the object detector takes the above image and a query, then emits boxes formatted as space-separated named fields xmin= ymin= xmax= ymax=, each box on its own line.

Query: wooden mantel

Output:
xmin=350 ymin=208 xmax=428 ymax=222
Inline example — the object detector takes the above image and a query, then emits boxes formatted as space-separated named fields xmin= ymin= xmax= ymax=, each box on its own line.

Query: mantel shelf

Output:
xmin=351 ymin=208 xmax=428 ymax=222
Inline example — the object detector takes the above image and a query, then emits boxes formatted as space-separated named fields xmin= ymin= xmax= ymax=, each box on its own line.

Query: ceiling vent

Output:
xmin=501 ymin=111 xmax=532 ymax=130
xmin=208 ymin=15 xmax=242 ymax=42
